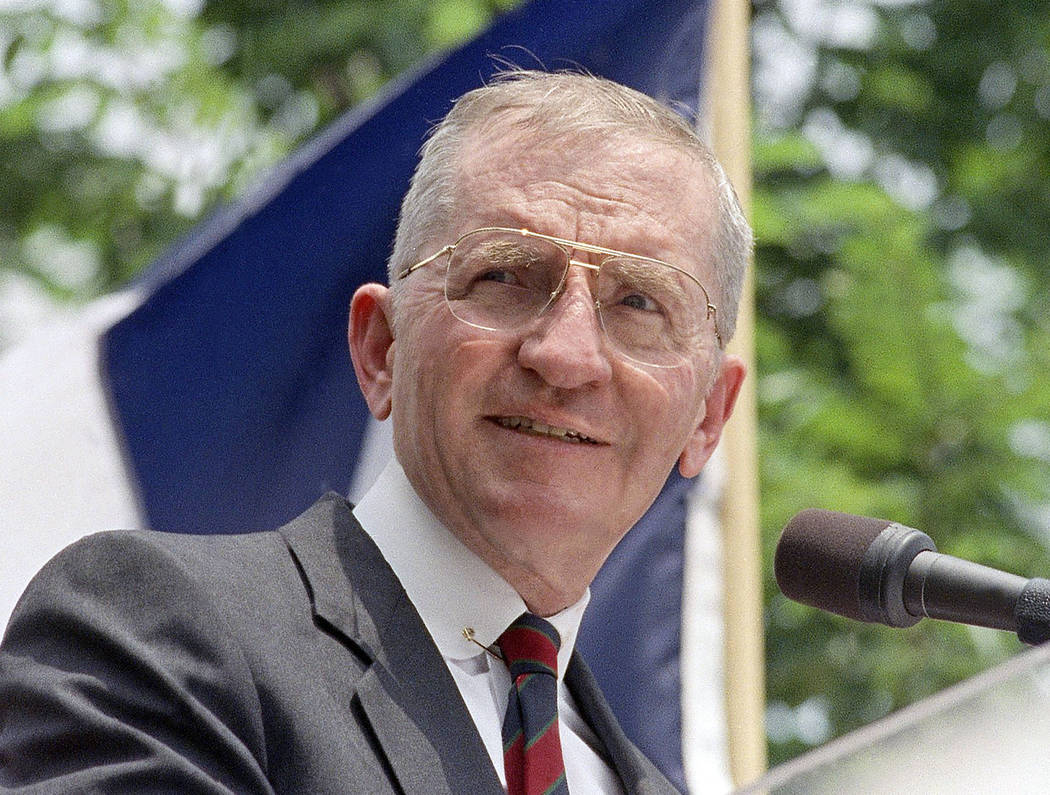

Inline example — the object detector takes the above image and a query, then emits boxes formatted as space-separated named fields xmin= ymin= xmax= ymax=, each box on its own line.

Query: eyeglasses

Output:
xmin=398 ymin=226 xmax=720 ymax=368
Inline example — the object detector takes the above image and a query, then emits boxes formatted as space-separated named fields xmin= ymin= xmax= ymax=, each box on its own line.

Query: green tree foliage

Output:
xmin=1 ymin=0 xmax=284 ymax=342
xmin=754 ymin=0 xmax=1050 ymax=765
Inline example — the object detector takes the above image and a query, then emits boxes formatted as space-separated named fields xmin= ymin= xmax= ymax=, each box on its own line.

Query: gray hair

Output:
xmin=388 ymin=69 xmax=752 ymax=342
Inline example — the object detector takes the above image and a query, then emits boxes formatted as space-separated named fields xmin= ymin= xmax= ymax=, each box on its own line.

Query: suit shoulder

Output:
xmin=28 ymin=525 xmax=287 ymax=599
xmin=4 ymin=498 xmax=349 ymax=646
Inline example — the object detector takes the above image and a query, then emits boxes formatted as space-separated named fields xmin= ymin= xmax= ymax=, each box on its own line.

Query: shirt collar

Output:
xmin=352 ymin=458 xmax=588 ymax=679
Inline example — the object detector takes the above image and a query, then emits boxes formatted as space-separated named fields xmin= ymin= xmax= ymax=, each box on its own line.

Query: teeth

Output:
xmin=495 ymin=416 xmax=597 ymax=444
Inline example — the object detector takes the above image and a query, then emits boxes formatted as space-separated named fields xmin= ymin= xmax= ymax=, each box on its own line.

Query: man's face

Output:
xmin=352 ymin=125 xmax=744 ymax=612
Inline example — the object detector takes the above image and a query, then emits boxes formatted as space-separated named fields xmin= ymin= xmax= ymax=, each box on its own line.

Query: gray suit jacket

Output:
xmin=0 ymin=493 xmax=678 ymax=793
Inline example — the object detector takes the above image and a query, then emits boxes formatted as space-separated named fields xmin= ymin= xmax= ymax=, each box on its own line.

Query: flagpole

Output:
xmin=704 ymin=0 xmax=767 ymax=785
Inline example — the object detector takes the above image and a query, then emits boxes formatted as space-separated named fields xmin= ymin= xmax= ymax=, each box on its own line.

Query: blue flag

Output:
xmin=98 ymin=1 xmax=714 ymax=788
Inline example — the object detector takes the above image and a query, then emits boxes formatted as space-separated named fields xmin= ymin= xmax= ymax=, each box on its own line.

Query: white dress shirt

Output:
xmin=353 ymin=459 xmax=624 ymax=794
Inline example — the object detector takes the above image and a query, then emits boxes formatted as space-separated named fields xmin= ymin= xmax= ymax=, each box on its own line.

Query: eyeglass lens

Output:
xmin=443 ymin=229 xmax=710 ymax=368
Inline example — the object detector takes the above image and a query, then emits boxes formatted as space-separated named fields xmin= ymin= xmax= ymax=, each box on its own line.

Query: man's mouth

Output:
xmin=491 ymin=416 xmax=600 ymax=444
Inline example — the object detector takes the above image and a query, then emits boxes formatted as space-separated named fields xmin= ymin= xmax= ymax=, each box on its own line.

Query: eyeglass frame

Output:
xmin=397 ymin=226 xmax=722 ymax=356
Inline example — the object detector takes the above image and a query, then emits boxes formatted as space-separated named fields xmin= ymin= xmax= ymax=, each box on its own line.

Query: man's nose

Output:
xmin=516 ymin=273 xmax=613 ymax=389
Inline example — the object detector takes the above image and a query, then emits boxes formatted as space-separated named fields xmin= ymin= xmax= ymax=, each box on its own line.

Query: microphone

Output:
xmin=774 ymin=509 xmax=1050 ymax=646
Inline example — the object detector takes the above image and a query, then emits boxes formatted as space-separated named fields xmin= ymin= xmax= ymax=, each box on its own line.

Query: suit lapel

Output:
xmin=353 ymin=663 xmax=454 ymax=795
xmin=279 ymin=494 xmax=502 ymax=794
xmin=566 ymin=652 xmax=681 ymax=794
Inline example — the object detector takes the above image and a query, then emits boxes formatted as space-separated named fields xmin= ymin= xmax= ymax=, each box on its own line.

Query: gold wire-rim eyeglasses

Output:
xmin=398 ymin=226 xmax=722 ymax=352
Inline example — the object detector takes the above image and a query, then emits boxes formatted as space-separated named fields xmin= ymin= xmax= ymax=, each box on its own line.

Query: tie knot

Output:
xmin=498 ymin=613 xmax=561 ymax=678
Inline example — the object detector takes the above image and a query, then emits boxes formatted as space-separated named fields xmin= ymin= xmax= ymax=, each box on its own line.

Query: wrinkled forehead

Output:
xmin=447 ymin=121 xmax=719 ymax=276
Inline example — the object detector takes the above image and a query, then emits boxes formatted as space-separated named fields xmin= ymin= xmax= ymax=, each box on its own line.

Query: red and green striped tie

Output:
xmin=498 ymin=613 xmax=569 ymax=795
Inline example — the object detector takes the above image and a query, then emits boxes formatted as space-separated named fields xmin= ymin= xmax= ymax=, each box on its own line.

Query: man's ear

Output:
xmin=348 ymin=283 xmax=395 ymax=421
xmin=678 ymin=354 xmax=747 ymax=478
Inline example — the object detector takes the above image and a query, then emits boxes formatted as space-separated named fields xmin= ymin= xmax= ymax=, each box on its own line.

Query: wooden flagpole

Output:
xmin=705 ymin=0 xmax=767 ymax=785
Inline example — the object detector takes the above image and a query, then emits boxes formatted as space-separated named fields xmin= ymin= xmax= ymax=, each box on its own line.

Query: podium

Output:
xmin=737 ymin=642 xmax=1050 ymax=794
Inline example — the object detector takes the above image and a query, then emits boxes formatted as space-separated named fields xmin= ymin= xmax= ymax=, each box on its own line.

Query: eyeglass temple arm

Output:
xmin=398 ymin=245 xmax=454 ymax=280
xmin=708 ymin=304 xmax=722 ymax=347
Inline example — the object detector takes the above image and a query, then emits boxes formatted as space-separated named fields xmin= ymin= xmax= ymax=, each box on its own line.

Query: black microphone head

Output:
xmin=774 ymin=509 xmax=897 ymax=622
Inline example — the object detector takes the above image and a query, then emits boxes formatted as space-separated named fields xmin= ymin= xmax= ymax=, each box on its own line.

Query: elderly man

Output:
xmin=0 ymin=71 xmax=749 ymax=793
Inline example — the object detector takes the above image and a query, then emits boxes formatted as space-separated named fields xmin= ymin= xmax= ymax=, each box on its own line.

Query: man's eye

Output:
xmin=619 ymin=292 xmax=661 ymax=313
xmin=477 ymin=268 xmax=520 ymax=286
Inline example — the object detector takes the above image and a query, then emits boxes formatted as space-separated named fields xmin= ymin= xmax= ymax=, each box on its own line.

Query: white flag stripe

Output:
xmin=1 ymin=291 xmax=145 ymax=627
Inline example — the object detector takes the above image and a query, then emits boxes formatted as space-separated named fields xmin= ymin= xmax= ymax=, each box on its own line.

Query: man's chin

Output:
xmin=480 ymin=478 xmax=593 ymax=516
xmin=475 ymin=487 xmax=624 ymax=550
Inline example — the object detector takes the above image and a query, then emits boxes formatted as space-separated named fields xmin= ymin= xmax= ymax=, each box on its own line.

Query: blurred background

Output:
xmin=4 ymin=0 xmax=1050 ymax=770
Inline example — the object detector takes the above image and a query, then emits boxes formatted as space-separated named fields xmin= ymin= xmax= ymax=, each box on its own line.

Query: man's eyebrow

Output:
xmin=606 ymin=255 xmax=691 ymax=289
xmin=479 ymin=240 xmax=553 ymax=265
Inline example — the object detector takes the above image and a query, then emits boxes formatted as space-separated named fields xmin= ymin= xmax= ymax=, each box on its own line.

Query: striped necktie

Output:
xmin=498 ymin=612 xmax=569 ymax=795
